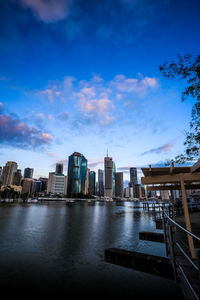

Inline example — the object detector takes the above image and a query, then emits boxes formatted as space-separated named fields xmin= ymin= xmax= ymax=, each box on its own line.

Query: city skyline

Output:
xmin=0 ymin=0 xmax=200 ymax=181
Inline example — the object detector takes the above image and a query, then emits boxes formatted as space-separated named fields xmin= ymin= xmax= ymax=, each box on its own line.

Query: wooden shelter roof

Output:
xmin=141 ymin=161 xmax=200 ymax=186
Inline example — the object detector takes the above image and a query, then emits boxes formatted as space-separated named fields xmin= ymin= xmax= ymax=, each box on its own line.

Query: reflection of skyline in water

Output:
xmin=0 ymin=202 xmax=183 ymax=298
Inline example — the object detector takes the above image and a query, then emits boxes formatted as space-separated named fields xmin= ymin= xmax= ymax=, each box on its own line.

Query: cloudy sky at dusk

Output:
xmin=0 ymin=0 xmax=200 ymax=181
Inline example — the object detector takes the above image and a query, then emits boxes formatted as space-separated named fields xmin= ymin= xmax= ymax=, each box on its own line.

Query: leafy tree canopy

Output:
xmin=159 ymin=54 xmax=200 ymax=164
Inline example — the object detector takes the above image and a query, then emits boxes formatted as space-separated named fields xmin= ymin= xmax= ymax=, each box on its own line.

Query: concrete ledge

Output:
xmin=139 ymin=232 xmax=164 ymax=243
xmin=155 ymin=219 xmax=163 ymax=229
xmin=104 ymin=248 xmax=174 ymax=279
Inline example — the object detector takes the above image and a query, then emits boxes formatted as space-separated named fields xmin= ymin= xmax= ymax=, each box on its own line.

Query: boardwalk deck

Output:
xmin=170 ymin=212 xmax=200 ymax=299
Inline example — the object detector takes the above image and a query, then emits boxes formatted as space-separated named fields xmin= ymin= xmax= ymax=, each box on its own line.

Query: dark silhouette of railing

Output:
xmin=162 ymin=209 xmax=200 ymax=300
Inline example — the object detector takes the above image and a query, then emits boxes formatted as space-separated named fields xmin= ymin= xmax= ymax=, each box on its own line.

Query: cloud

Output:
xmin=110 ymin=74 xmax=158 ymax=97
xmin=36 ymin=73 xmax=159 ymax=127
xmin=141 ymin=141 xmax=175 ymax=156
xmin=0 ymin=102 xmax=3 ymax=113
xmin=0 ymin=76 xmax=11 ymax=81
xmin=17 ymin=0 xmax=73 ymax=23
xmin=37 ymin=76 xmax=76 ymax=102
xmin=78 ymin=95 xmax=115 ymax=125
xmin=44 ymin=151 xmax=56 ymax=157
xmin=58 ymin=112 xmax=70 ymax=121
xmin=0 ymin=109 xmax=53 ymax=149
xmin=117 ymin=166 xmax=131 ymax=173
xmin=88 ymin=159 xmax=104 ymax=168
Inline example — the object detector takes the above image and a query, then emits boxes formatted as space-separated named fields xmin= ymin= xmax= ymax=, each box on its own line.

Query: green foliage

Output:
xmin=0 ymin=185 xmax=20 ymax=199
xmin=159 ymin=54 xmax=200 ymax=163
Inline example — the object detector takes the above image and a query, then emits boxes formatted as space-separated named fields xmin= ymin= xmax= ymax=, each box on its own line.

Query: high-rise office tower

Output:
xmin=21 ymin=178 xmax=33 ymax=195
xmin=86 ymin=168 xmax=90 ymax=194
xmin=32 ymin=179 xmax=42 ymax=195
xmin=115 ymin=172 xmax=124 ymax=198
xmin=13 ymin=169 xmax=22 ymax=186
xmin=130 ymin=167 xmax=138 ymax=197
xmin=39 ymin=177 xmax=48 ymax=192
xmin=0 ymin=166 xmax=2 ymax=180
xmin=104 ymin=156 xmax=114 ymax=197
xmin=89 ymin=171 xmax=96 ymax=195
xmin=47 ymin=164 xmax=67 ymax=195
xmin=80 ymin=155 xmax=87 ymax=194
xmin=56 ymin=163 xmax=63 ymax=175
xmin=47 ymin=173 xmax=66 ymax=195
xmin=67 ymin=152 xmax=87 ymax=195
xmin=130 ymin=167 xmax=138 ymax=185
xmin=24 ymin=168 xmax=34 ymax=179
xmin=112 ymin=161 xmax=116 ymax=196
xmin=47 ymin=172 xmax=55 ymax=194
xmin=1 ymin=161 xmax=18 ymax=185
xmin=98 ymin=169 xmax=104 ymax=196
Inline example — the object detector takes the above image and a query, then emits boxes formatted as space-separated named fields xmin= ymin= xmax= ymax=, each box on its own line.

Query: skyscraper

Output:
xmin=104 ymin=156 xmax=114 ymax=197
xmin=80 ymin=155 xmax=87 ymax=194
xmin=130 ymin=167 xmax=138 ymax=185
xmin=98 ymin=169 xmax=104 ymax=196
xmin=130 ymin=167 xmax=138 ymax=197
xmin=21 ymin=178 xmax=33 ymax=196
xmin=39 ymin=177 xmax=48 ymax=192
xmin=89 ymin=171 xmax=96 ymax=195
xmin=86 ymin=168 xmax=90 ymax=194
xmin=47 ymin=165 xmax=67 ymax=195
xmin=115 ymin=172 xmax=124 ymax=198
xmin=24 ymin=168 xmax=34 ymax=179
xmin=1 ymin=161 xmax=18 ymax=185
xmin=112 ymin=161 xmax=116 ymax=196
xmin=47 ymin=174 xmax=66 ymax=195
xmin=56 ymin=163 xmax=63 ymax=175
xmin=13 ymin=169 xmax=22 ymax=186
xmin=67 ymin=152 xmax=87 ymax=195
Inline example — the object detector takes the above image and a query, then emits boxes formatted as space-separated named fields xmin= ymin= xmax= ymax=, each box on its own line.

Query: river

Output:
xmin=0 ymin=201 xmax=183 ymax=298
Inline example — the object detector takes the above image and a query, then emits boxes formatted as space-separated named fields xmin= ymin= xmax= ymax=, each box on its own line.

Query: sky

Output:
xmin=0 ymin=0 xmax=200 ymax=182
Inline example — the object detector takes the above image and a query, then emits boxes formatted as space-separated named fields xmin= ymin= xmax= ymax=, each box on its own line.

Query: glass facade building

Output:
xmin=56 ymin=163 xmax=63 ymax=175
xmin=89 ymin=171 xmax=96 ymax=195
xmin=24 ymin=168 xmax=34 ymax=179
xmin=115 ymin=172 xmax=123 ymax=198
xmin=130 ymin=167 xmax=138 ymax=184
xmin=112 ymin=162 xmax=116 ymax=196
xmin=98 ymin=169 xmax=104 ymax=196
xmin=67 ymin=152 xmax=87 ymax=195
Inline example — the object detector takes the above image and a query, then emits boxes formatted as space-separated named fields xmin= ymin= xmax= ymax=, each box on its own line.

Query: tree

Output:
xmin=159 ymin=54 xmax=200 ymax=163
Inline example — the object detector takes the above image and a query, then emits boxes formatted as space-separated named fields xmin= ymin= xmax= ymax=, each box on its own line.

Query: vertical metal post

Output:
xmin=180 ymin=174 xmax=195 ymax=259
xmin=168 ymin=224 xmax=178 ymax=284
xmin=162 ymin=211 xmax=169 ymax=256
xmin=170 ymin=190 xmax=176 ymax=231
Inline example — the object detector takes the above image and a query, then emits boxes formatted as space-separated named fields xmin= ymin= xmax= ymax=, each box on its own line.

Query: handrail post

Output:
xmin=168 ymin=224 xmax=178 ymax=284
xmin=180 ymin=174 xmax=196 ymax=259
xmin=162 ymin=209 xmax=169 ymax=256
xmin=195 ymin=248 xmax=200 ymax=280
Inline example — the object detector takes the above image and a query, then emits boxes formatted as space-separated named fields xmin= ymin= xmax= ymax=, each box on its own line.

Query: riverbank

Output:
xmin=0 ymin=196 xmax=142 ymax=203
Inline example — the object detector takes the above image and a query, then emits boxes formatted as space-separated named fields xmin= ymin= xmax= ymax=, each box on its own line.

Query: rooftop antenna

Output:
xmin=107 ymin=149 xmax=108 ymax=157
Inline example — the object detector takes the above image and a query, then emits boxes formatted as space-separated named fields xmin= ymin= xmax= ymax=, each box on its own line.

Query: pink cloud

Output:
xmin=88 ymin=159 xmax=104 ymax=168
xmin=110 ymin=74 xmax=158 ymax=96
xmin=0 ymin=113 xmax=53 ymax=148
xmin=79 ymin=96 xmax=115 ymax=124
xmin=37 ymin=76 xmax=76 ymax=102
xmin=141 ymin=141 xmax=175 ymax=156
xmin=18 ymin=0 xmax=72 ymax=23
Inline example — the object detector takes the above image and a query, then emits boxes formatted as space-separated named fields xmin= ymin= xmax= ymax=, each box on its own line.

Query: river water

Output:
xmin=0 ymin=201 xmax=183 ymax=298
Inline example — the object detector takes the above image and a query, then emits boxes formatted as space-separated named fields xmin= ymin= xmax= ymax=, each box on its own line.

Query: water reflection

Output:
xmin=0 ymin=201 xmax=183 ymax=298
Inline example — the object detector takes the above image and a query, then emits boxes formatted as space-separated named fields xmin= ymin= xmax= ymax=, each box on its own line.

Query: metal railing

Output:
xmin=162 ymin=210 xmax=200 ymax=300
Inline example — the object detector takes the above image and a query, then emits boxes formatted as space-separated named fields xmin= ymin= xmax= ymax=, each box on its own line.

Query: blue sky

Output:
xmin=0 ymin=0 xmax=200 ymax=181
